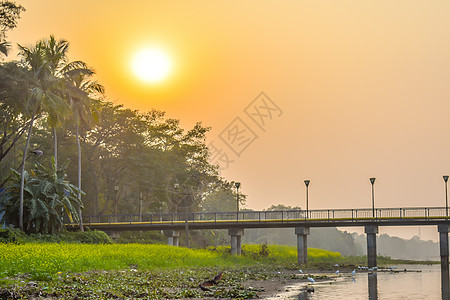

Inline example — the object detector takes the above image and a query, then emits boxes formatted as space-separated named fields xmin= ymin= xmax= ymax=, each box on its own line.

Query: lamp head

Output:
xmin=369 ymin=178 xmax=376 ymax=185
xmin=444 ymin=175 xmax=449 ymax=183
xmin=235 ymin=182 xmax=241 ymax=189
xmin=174 ymin=183 xmax=179 ymax=189
xmin=304 ymin=180 xmax=310 ymax=187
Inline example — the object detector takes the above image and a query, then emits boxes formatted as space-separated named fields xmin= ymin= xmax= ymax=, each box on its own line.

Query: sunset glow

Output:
xmin=131 ymin=48 xmax=172 ymax=83
xmin=6 ymin=0 xmax=450 ymax=243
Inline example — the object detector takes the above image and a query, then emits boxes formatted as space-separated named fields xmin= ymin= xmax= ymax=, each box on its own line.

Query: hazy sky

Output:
xmin=7 ymin=0 xmax=450 ymax=241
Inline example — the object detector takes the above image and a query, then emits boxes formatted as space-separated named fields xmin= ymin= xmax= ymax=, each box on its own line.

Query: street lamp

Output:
xmin=235 ymin=182 xmax=241 ymax=213
xmin=304 ymin=180 xmax=310 ymax=218
xmin=369 ymin=178 xmax=376 ymax=218
xmin=444 ymin=176 xmax=449 ymax=217
xmin=114 ymin=185 xmax=119 ymax=216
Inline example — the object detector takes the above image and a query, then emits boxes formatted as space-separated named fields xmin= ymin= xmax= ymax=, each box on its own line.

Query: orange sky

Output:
xmin=7 ymin=0 xmax=450 ymax=241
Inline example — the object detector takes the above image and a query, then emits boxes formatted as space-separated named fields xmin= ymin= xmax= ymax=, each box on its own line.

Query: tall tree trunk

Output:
xmin=53 ymin=127 xmax=58 ymax=170
xmin=139 ymin=180 xmax=142 ymax=222
xmin=91 ymin=160 xmax=98 ymax=215
xmin=76 ymin=125 xmax=84 ymax=231
xmin=19 ymin=112 xmax=36 ymax=231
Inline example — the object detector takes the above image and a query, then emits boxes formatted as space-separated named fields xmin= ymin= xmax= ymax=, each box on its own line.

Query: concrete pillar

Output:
xmin=164 ymin=230 xmax=180 ymax=246
xmin=365 ymin=225 xmax=378 ymax=268
xmin=295 ymin=227 xmax=310 ymax=264
xmin=438 ymin=224 xmax=449 ymax=299
xmin=228 ymin=228 xmax=244 ymax=255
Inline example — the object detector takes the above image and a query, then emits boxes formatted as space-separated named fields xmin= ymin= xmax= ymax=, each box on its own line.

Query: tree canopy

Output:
xmin=0 ymin=33 xmax=239 ymax=234
xmin=0 ymin=3 xmax=240 ymax=235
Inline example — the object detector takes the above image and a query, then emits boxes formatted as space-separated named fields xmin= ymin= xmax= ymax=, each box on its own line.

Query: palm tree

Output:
xmin=0 ymin=41 xmax=9 ymax=56
xmin=62 ymin=62 xmax=104 ymax=231
xmin=17 ymin=40 xmax=69 ymax=230
xmin=40 ymin=36 xmax=72 ymax=170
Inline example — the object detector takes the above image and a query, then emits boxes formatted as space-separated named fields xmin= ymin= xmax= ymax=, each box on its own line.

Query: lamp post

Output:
xmin=369 ymin=178 xmax=376 ymax=218
xmin=173 ymin=183 xmax=179 ymax=217
xmin=235 ymin=182 xmax=241 ymax=213
xmin=114 ymin=185 xmax=119 ymax=218
xmin=444 ymin=176 xmax=449 ymax=217
xmin=304 ymin=180 xmax=310 ymax=218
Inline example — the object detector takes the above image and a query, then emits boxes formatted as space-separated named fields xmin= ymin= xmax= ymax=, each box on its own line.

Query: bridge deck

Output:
xmin=66 ymin=207 xmax=450 ymax=231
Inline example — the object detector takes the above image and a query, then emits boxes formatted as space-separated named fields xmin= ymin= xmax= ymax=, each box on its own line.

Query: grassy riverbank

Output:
xmin=0 ymin=242 xmax=436 ymax=299
xmin=0 ymin=243 xmax=341 ymax=281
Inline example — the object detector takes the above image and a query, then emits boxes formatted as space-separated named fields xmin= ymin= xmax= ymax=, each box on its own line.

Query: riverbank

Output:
xmin=0 ymin=266 xmax=339 ymax=299
xmin=2 ymin=264 xmax=423 ymax=299
xmin=0 ymin=242 xmax=437 ymax=299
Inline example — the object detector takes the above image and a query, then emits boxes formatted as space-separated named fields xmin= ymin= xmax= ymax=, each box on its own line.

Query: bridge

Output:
xmin=68 ymin=206 xmax=450 ymax=279
xmin=74 ymin=207 xmax=450 ymax=231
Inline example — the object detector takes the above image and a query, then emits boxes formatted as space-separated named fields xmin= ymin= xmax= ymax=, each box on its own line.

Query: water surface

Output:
xmin=273 ymin=265 xmax=442 ymax=300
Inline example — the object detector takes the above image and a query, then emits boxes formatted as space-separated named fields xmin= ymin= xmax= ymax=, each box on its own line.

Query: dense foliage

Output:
xmin=0 ymin=228 xmax=112 ymax=244
xmin=0 ymin=158 xmax=82 ymax=234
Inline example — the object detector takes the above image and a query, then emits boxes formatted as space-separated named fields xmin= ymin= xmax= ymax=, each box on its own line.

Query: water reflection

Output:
xmin=442 ymin=263 xmax=449 ymax=300
xmin=368 ymin=273 xmax=378 ymax=300
xmin=285 ymin=265 xmax=442 ymax=299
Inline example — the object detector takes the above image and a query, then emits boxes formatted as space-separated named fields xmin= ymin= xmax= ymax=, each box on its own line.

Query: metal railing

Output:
xmin=78 ymin=207 xmax=450 ymax=226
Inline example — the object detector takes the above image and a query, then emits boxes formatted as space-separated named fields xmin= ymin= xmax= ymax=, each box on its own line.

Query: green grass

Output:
xmin=0 ymin=243 xmax=343 ymax=281
xmin=209 ymin=244 xmax=341 ymax=263
xmin=0 ymin=243 xmax=250 ymax=280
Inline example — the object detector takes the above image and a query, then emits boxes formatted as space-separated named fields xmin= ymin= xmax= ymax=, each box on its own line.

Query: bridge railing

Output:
xmin=79 ymin=207 xmax=449 ymax=226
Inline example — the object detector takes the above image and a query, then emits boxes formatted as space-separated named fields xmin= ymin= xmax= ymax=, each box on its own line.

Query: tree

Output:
xmin=201 ymin=182 xmax=240 ymax=212
xmin=0 ymin=41 xmax=7 ymax=56
xmin=0 ymin=1 xmax=25 ymax=57
xmin=0 ymin=157 xmax=83 ymax=234
xmin=63 ymin=63 xmax=104 ymax=230
xmin=265 ymin=204 xmax=301 ymax=211
xmin=40 ymin=36 xmax=73 ymax=170
xmin=0 ymin=62 xmax=33 ymax=175
xmin=0 ymin=1 xmax=25 ymax=34
xmin=17 ymin=40 xmax=69 ymax=230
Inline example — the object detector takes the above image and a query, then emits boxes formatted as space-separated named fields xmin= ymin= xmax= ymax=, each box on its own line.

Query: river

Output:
xmin=271 ymin=264 xmax=445 ymax=300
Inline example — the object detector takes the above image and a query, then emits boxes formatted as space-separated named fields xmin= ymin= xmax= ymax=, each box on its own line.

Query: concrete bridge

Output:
xmin=69 ymin=206 xmax=450 ymax=270
xmin=68 ymin=207 xmax=450 ymax=295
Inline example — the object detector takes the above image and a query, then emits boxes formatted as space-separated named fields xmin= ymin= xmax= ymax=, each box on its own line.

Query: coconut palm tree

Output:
xmin=0 ymin=41 xmax=9 ymax=56
xmin=17 ymin=40 xmax=69 ymax=230
xmin=62 ymin=63 xmax=104 ymax=231
xmin=40 ymin=36 xmax=72 ymax=170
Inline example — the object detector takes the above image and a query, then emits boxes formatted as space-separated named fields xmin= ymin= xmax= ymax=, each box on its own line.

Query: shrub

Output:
xmin=0 ymin=228 xmax=27 ymax=243
xmin=0 ymin=228 xmax=112 ymax=244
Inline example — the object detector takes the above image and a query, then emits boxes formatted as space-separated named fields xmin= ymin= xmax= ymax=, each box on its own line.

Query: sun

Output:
xmin=131 ymin=48 xmax=172 ymax=83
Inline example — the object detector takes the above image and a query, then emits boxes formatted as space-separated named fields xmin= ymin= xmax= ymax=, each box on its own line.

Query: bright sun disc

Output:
xmin=131 ymin=48 xmax=172 ymax=83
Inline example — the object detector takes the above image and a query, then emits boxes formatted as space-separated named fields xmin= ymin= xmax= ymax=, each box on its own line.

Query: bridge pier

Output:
xmin=365 ymin=225 xmax=378 ymax=268
xmin=164 ymin=230 xmax=180 ymax=246
xmin=295 ymin=227 xmax=310 ymax=264
xmin=438 ymin=224 xmax=449 ymax=299
xmin=229 ymin=228 xmax=244 ymax=255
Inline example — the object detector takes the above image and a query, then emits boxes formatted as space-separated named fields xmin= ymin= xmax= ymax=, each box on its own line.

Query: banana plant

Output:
xmin=0 ymin=157 xmax=84 ymax=234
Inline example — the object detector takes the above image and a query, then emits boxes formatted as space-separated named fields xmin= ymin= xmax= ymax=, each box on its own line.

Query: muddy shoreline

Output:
xmin=0 ymin=266 xmax=403 ymax=299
